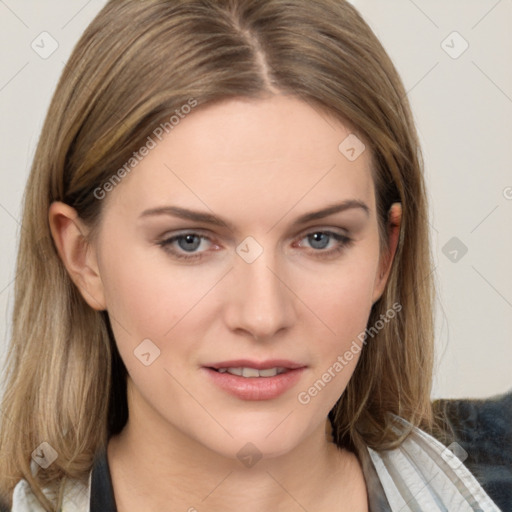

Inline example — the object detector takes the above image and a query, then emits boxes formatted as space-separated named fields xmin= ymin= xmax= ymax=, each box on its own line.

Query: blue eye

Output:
xmin=158 ymin=233 xmax=210 ymax=261
xmin=158 ymin=230 xmax=354 ymax=261
xmin=299 ymin=231 xmax=354 ymax=257
xmin=307 ymin=232 xmax=334 ymax=250
xmin=174 ymin=233 xmax=202 ymax=252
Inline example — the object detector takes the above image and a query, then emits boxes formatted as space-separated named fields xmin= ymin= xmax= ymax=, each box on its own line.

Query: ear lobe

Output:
xmin=372 ymin=202 xmax=402 ymax=305
xmin=48 ymin=201 xmax=107 ymax=311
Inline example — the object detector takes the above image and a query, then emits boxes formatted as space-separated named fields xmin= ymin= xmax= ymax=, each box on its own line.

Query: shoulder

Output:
xmin=11 ymin=473 xmax=90 ymax=512
xmin=367 ymin=414 xmax=502 ymax=511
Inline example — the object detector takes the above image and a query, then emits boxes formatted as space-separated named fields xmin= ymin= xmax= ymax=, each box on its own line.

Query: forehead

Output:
xmin=104 ymin=95 xmax=376 ymax=225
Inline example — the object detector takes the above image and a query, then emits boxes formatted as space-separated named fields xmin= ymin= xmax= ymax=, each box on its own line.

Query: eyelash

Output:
xmin=157 ymin=230 xmax=354 ymax=262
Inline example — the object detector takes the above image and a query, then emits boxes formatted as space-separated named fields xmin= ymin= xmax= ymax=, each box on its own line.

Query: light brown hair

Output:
xmin=0 ymin=0 xmax=437 ymax=509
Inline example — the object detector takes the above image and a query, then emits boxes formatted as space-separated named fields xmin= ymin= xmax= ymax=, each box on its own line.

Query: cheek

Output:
xmin=298 ymin=254 xmax=378 ymax=399
xmin=99 ymin=244 xmax=213 ymax=338
xmin=297 ymin=298 xmax=372 ymax=413
xmin=98 ymin=245 xmax=226 ymax=391
xmin=99 ymin=255 xmax=203 ymax=402
xmin=307 ymin=257 xmax=377 ymax=338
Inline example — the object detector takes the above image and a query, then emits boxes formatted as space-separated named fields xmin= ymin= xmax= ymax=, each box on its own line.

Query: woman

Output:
xmin=0 ymin=0 xmax=501 ymax=510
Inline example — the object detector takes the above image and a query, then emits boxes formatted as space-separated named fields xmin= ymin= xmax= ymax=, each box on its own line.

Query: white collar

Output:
xmin=366 ymin=414 xmax=500 ymax=511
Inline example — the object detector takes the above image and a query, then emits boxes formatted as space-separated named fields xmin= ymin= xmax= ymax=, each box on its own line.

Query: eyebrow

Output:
xmin=139 ymin=199 xmax=370 ymax=231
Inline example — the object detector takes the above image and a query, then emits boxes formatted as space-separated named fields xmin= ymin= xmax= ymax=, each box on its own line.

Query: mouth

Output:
xmin=212 ymin=367 xmax=289 ymax=378
xmin=203 ymin=360 xmax=306 ymax=400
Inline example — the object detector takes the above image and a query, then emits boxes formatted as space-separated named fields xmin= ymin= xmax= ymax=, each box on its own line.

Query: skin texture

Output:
xmin=49 ymin=94 xmax=401 ymax=511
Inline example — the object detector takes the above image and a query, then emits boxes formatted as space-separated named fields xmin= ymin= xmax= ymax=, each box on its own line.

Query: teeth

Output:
xmin=216 ymin=367 xmax=287 ymax=378
xmin=242 ymin=367 xmax=260 ymax=378
xmin=259 ymin=368 xmax=280 ymax=377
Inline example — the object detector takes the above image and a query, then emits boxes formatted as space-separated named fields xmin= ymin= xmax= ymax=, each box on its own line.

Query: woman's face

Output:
xmin=82 ymin=95 xmax=396 ymax=460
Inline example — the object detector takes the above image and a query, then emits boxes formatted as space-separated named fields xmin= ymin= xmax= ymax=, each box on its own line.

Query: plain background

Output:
xmin=0 ymin=0 xmax=510 ymax=400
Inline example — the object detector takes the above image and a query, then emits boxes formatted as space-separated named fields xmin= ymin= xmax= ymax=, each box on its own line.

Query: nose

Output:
xmin=224 ymin=245 xmax=296 ymax=341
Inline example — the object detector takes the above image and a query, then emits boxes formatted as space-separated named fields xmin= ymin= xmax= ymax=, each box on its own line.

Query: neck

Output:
xmin=107 ymin=384 xmax=367 ymax=511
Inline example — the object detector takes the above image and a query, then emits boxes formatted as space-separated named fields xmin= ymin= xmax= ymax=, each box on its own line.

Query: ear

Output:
xmin=48 ymin=201 xmax=106 ymax=311
xmin=371 ymin=202 xmax=402 ymax=305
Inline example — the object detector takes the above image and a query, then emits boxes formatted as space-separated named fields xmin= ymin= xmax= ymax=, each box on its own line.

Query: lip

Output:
xmin=207 ymin=359 xmax=305 ymax=371
xmin=203 ymin=359 xmax=307 ymax=401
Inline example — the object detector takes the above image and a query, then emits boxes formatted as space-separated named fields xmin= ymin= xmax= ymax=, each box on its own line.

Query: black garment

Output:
xmin=89 ymin=450 xmax=118 ymax=512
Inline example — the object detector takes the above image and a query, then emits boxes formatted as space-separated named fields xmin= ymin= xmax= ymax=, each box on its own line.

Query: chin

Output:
xmin=190 ymin=420 xmax=309 ymax=464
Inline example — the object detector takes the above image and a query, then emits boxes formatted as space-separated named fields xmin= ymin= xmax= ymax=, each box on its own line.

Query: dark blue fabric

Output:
xmin=431 ymin=389 xmax=512 ymax=512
